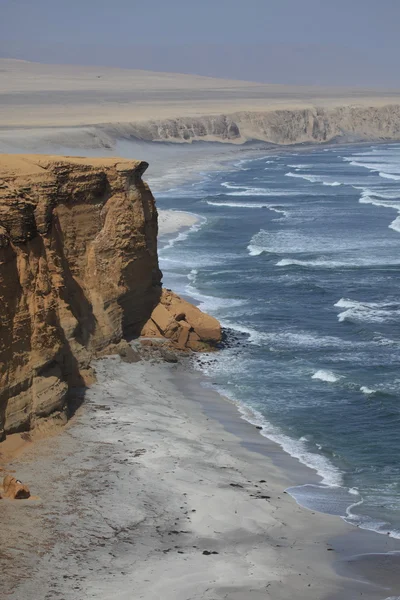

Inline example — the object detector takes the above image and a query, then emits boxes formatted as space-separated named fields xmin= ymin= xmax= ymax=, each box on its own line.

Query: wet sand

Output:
xmin=1 ymin=352 xmax=400 ymax=600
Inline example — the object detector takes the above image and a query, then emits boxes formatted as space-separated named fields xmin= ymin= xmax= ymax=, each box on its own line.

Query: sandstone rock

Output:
xmin=141 ymin=319 xmax=163 ymax=339
xmin=0 ymin=155 xmax=161 ymax=439
xmin=151 ymin=303 xmax=175 ymax=335
xmin=162 ymin=289 xmax=221 ymax=343
xmin=2 ymin=475 xmax=30 ymax=499
xmin=141 ymin=289 xmax=221 ymax=352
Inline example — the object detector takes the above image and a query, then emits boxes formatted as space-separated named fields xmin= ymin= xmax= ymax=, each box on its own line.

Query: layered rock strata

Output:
xmin=0 ymin=155 xmax=220 ymax=441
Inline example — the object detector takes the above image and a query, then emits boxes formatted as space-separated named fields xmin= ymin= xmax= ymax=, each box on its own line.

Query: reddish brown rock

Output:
xmin=2 ymin=475 xmax=30 ymax=499
xmin=0 ymin=155 xmax=161 ymax=440
xmin=141 ymin=288 xmax=221 ymax=352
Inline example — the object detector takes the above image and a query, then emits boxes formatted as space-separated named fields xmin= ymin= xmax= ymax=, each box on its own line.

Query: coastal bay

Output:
xmin=2 ymin=58 xmax=400 ymax=600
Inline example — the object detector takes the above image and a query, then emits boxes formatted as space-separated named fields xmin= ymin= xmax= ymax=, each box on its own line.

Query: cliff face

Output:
xmin=0 ymin=155 xmax=162 ymax=438
xmin=100 ymin=104 xmax=400 ymax=145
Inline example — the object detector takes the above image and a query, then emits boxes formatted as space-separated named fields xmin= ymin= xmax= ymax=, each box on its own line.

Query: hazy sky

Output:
xmin=1 ymin=0 xmax=399 ymax=87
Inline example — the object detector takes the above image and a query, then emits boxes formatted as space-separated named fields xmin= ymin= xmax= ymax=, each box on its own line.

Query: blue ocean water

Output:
xmin=156 ymin=143 xmax=400 ymax=539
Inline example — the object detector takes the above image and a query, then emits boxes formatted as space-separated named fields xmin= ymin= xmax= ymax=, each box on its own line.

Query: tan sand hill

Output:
xmin=0 ymin=154 xmax=221 ymax=441
xmin=2 ymin=59 xmax=400 ymax=145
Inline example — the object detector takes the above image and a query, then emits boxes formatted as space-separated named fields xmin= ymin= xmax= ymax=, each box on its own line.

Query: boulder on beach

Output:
xmin=2 ymin=475 xmax=31 ymax=499
xmin=141 ymin=289 xmax=221 ymax=351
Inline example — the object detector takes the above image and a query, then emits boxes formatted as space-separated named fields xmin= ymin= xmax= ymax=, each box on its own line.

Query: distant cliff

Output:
xmin=0 ymin=155 xmax=220 ymax=440
xmin=99 ymin=104 xmax=400 ymax=145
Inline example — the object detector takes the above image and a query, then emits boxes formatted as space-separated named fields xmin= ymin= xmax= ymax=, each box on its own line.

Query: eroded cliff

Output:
xmin=99 ymin=104 xmax=400 ymax=145
xmin=0 ymin=154 xmax=213 ymax=440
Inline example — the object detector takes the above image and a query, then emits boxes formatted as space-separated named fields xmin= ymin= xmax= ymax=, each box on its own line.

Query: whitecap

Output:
xmin=184 ymin=283 xmax=244 ymax=314
xmin=228 ymin=188 xmax=301 ymax=197
xmin=276 ymin=258 xmax=343 ymax=268
xmin=334 ymin=297 xmax=400 ymax=324
xmin=312 ymin=370 xmax=341 ymax=383
xmin=389 ymin=215 xmax=400 ymax=233
xmin=379 ymin=172 xmax=400 ymax=181
xmin=206 ymin=200 xmax=287 ymax=215
xmin=360 ymin=386 xmax=376 ymax=395
xmin=285 ymin=172 xmax=341 ymax=186
xmin=187 ymin=269 xmax=197 ymax=282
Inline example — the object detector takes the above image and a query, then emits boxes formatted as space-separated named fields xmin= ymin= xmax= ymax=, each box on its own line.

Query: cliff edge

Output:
xmin=0 ymin=155 xmax=220 ymax=441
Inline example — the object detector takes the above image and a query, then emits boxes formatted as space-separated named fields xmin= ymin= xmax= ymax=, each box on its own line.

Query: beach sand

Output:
xmin=1 ymin=352 xmax=400 ymax=600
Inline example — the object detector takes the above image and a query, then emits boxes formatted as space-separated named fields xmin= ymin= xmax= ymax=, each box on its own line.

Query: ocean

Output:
xmin=155 ymin=142 xmax=400 ymax=540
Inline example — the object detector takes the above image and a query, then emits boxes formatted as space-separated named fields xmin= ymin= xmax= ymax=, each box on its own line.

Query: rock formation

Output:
xmin=2 ymin=475 xmax=30 ymax=499
xmin=141 ymin=289 xmax=221 ymax=351
xmin=0 ymin=155 xmax=220 ymax=441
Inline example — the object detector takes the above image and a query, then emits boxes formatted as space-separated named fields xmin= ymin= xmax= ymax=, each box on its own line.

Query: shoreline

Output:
xmin=154 ymin=141 xmax=400 ymax=597
xmin=2 ymin=353 xmax=400 ymax=599
xmin=2 ymin=136 xmax=400 ymax=598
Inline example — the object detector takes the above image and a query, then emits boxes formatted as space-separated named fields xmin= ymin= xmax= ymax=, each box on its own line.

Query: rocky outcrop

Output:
xmin=0 ymin=155 xmax=162 ymax=439
xmin=141 ymin=289 xmax=221 ymax=351
xmin=1 ymin=475 xmax=30 ymax=500
xmin=0 ymin=154 xmax=222 ymax=441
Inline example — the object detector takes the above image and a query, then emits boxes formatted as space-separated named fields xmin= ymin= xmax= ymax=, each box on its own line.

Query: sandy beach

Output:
xmin=158 ymin=210 xmax=200 ymax=235
xmin=0 ymin=350 xmax=399 ymax=600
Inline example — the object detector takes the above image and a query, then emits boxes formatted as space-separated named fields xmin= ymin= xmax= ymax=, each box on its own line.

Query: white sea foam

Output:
xmin=236 ymin=405 xmax=343 ymax=487
xmin=228 ymin=188 xmax=300 ymax=197
xmin=219 ymin=320 xmax=268 ymax=345
xmin=187 ymin=268 xmax=197 ymax=282
xmin=247 ymin=246 xmax=263 ymax=257
xmin=247 ymin=229 xmax=366 ymax=259
xmin=389 ymin=215 xmax=400 ymax=233
xmin=287 ymin=164 xmax=313 ymax=169
xmin=334 ymin=297 xmax=400 ymax=324
xmin=345 ymin=499 xmax=400 ymax=540
xmin=354 ymin=187 xmax=400 ymax=234
xmin=263 ymin=330 xmax=357 ymax=350
xmin=355 ymin=186 xmax=400 ymax=200
xmin=379 ymin=172 xmax=400 ymax=181
xmin=312 ymin=370 xmax=341 ymax=383
xmin=276 ymin=258 xmax=343 ymax=268
xmin=206 ymin=200 xmax=288 ymax=215
xmin=185 ymin=283 xmax=244 ymax=314
xmin=197 ymin=383 xmax=344 ymax=487
xmin=360 ymin=386 xmax=376 ymax=395
xmin=220 ymin=180 xmax=301 ymax=197
xmin=285 ymin=172 xmax=342 ymax=186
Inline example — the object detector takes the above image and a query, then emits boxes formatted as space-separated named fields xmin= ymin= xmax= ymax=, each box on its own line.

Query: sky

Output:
xmin=1 ymin=0 xmax=399 ymax=87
